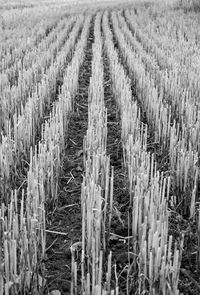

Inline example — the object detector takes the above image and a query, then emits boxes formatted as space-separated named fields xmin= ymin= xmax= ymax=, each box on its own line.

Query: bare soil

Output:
xmin=44 ymin=16 xmax=94 ymax=295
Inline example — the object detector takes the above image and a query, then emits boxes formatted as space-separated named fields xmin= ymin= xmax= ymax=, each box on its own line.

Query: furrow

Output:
xmin=45 ymin=13 xmax=95 ymax=295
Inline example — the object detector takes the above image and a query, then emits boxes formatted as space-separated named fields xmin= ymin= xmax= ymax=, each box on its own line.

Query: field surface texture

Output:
xmin=0 ymin=0 xmax=200 ymax=294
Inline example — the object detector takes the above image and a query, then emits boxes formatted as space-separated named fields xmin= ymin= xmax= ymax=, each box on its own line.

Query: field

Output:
xmin=0 ymin=0 xmax=200 ymax=294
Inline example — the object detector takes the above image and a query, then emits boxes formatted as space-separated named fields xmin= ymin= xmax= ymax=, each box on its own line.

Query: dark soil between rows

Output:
xmin=102 ymin=38 xmax=131 ymax=293
xmin=44 ymin=16 xmax=95 ymax=295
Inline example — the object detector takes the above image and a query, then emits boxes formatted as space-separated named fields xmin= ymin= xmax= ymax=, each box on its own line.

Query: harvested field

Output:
xmin=0 ymin=0 xmax=200 ymax=294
